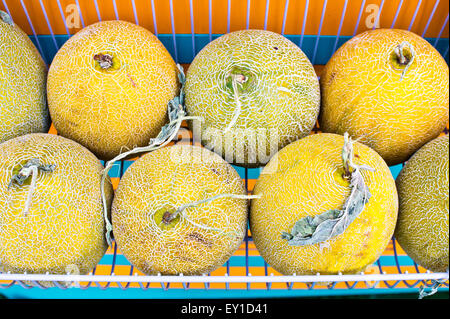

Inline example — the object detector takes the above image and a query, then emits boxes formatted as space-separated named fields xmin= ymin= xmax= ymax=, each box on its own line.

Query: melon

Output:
xmin=320 ymin=29 xmax=449 ymax=166
xmin=0 ymin=133 xmax=113 ymax=284
xmin=0 ymin=10 xmax=49 ymax=143
xmin=112 ymin=144 xmax=248 ymax=275
xmin=250 ymin=133 xmax=398 ymax=275
xmin=185 ymin=29 xmax=320 ymax=167
xmin=395 ymin=134 xmax=449 ymax=273
xmin=47 ymin=20 xmax=179 ymax=161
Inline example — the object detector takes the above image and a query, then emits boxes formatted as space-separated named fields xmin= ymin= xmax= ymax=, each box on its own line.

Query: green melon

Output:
xmin=395 ymin=135 xmax=449 ymax=272
xmin=185 ymin=29 xmax=320 ymax=167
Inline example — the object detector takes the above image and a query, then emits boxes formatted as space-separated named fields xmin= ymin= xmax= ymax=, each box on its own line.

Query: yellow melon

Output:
xmin=185 ymin=29 xmax=320 ymax=167
xmin=250 ymin=133 xmax=398 ymax=275
xmin=395 ymin=135 xmax=449 ymax=273
xmin=320 ymin=29 xmax=449 ymax=166
xmin=47 ymin=20 xmax=179 ymax=161
xmin=0 ymin=133 xmax=113 ymax=283
xmin=0 ymin=10 xmax=49 ymax=143
xmin=112 ymin=144 xmax=248 ymax=275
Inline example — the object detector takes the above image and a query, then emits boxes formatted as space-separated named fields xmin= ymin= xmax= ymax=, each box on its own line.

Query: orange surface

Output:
xmin=1 ymin=0 xmax=448 ymax=38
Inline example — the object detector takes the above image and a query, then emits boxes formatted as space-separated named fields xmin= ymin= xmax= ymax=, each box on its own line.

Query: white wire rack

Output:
xmin=0 ymin=235 xmax=448 ymax=293
xmin=0 ymin=0 xmax=449 ymax=296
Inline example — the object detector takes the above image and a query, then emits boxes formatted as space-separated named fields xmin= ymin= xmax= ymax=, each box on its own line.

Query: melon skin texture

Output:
xmin=250 ymin=133 xmax=398 ymax=275
xmin=47 ymin=20 xmax=179 ymax=161
xmin=320 ymin=29 xmax=449 ymax=166
xmin=185 ymin=29 xmax=320 ymax=168
xmin=0 ymin=134 xmax=113 ymax=283
xmin=0 ymin=11 xmax=49 ymax=144
xmin=112 ymin=145 xmax=248 ymax=275
xmin=395 ymin=135 xmax=449 ymax=273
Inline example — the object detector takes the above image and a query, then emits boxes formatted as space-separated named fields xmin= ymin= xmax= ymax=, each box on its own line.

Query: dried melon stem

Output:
xmin=93 ymin=53 xmax=115 ymax=69
xmin=146 ymin=193 xmax=260 ymax=239
xmin=223 ymin=72 xmax=248 ymax=133
xmin=153 ymin=207 xmax=181 ymax=230
xmin=93 ymin=53 xmax=123 ymax=72
xmin=162 ymin=193 xmax=260 ymax=237
xmin=8 ymin=159 xmax=56 ymax=216
xmin=0 ymin=10 xmax=13 ymax=25
xmin=391 ymin=41 xmax=415 ymax=80
xmin=281 ymin=132 xmax=375 ymax=246
xmin=101 ymin=64 xmax=203 ymax=246
xmin=419 ymin=276 xmax=449 ymax=299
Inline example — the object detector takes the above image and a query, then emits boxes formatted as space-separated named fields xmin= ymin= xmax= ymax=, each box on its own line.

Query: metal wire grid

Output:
xmin=0 ymin=0 xmax=449 ymax=292
xmin=0 ymin=230 xmax=449 ymax=292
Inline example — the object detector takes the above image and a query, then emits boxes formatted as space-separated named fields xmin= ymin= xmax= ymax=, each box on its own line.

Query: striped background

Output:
xmin=1 ymin=0 xmax=449 ymax=37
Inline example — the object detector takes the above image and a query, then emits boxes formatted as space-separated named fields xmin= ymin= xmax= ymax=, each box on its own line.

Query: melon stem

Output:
xmin=22 ymin=166 xmax=38 ymax=216
xmin=393 ymin=41 xmax=415 ymax=80
xmin=281 ymin=133 xmax=376 ymax=246
xmin=163 ymin=193 xmax=260 ymax=237
xmin=224 ymin=73 xmax=247 ymax=133
xmin=93 ymin=53 xmax=114 ymax=69
xmin=419 ymin=276 xmax=449 ymax=299
xmin=8 ymin=159 xmax=56 ymax=217
xmin=162 ymin=211 xmax=175 ymax=225
xmin=342 ymin=134 xmax=355 ymax=179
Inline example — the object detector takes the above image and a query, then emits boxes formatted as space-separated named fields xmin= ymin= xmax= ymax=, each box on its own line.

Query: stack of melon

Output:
xmin=0 ymin=6 xmax=448 ymax=288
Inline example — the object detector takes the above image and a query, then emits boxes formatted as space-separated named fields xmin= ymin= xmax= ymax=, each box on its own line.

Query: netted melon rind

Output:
xmin=250 ymin=133 xmax=398 ymax=276
xmin=0 ymin=133 xmax=113 ymax=287
xmin=395 ymin=135 xmax=449 ymax=273
xmin=0 ymin=15 xmax=49 ymax=144
xmin=320 ymin=29 xmax=449 ymax=166
xmin=185 ymin=29 xmax=320 ymax=167
xmin=112 ymin=144 xmax=248 ymax=276
xmin=47 ymin=20 xmax=179 ymax=161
